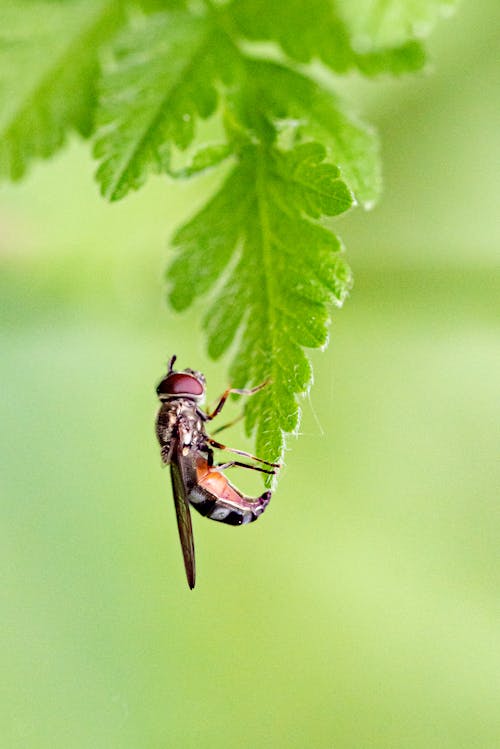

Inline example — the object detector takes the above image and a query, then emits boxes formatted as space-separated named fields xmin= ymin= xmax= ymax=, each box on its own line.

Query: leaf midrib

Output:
xmin=255 ymin=148 xmax=284 ymax=458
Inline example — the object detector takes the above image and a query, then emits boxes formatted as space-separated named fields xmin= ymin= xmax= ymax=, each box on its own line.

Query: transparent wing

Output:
xmin=170 ymin=457 xmax=196 ymax=589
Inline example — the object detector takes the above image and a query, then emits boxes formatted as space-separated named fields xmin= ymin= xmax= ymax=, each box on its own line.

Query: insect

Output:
xmin=155 ymin=355 xmax=279 ymax=588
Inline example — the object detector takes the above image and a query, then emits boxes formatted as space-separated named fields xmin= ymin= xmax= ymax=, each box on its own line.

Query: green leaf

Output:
xmin=168 ymin=140 xmax=353 ymax=469
xmin=166 ymin=142 xmax=232 ymax=179
xmin=337 ymin=0 xmax=458 ymax=49
xmin=135 ymin=0 xmax=187 ymax=11
xmin=94 ymin=10 xmax=239 ymax=201
xmin=354 ymin=40 xmax=426 ymax=76
xmin=230 ymin=0 xmax=427 ymax=76
xmin=237 ymin=61 xmax=381 ymax=208
xmin=230 ymin=0 xmax=353 ymax=71
xmin=0 ymin=0 xmax=460 ymax=487
xmin=0 ymin=0 xmax=123 ymax=181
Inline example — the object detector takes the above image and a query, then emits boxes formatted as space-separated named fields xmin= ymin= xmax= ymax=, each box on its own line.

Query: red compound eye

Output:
xmin=157 ymin=373 xmax=204 ymax=397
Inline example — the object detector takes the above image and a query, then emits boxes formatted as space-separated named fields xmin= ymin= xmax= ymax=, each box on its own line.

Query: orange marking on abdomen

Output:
xmin=196 ymin=457 xmax=242 ymax=504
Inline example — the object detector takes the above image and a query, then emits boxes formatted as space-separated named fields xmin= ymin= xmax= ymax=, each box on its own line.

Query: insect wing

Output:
xmin=170 ymin=457 xmax=196 ymax=589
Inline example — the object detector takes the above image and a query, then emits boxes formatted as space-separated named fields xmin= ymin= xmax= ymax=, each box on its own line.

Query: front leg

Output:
xmin=205 ymin=381 xmax=269 ymax=421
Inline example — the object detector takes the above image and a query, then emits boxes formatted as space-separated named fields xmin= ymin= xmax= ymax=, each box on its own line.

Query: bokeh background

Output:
xmin=1 ymin=2 xmax=499 ymax=747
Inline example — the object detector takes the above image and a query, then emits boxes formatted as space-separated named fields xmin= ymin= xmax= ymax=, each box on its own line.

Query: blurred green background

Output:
xmin=1 ymin=2 xmax=499 ymax=747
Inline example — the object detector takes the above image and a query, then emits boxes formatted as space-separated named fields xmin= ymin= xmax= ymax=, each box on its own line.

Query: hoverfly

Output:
xmin=155 ymin=355 xmax=279 ymax=588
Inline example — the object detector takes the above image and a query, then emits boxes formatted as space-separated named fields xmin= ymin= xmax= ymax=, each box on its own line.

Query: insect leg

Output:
xmin=216 ymin=460 xmax=276 ymax=475
xmin=210 ymin=412 xmax=244 ymax=435
xmin=205 ymin=380 xmax=269 ymax=421
xmin=208 ymin=438 xmax=281 ymax=468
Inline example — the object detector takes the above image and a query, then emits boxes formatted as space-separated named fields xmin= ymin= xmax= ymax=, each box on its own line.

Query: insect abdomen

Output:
xmin=187 ymin=458 xmax=271 ymax=525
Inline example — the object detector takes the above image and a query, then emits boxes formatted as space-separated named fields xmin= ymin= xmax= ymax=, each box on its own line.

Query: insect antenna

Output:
xmin=167 ymin=354 xmax=177 ymax=373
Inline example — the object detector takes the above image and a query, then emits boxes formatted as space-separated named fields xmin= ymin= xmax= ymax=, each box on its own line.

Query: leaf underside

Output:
xmin=94 ymin=12 xmax=238 ymax=200
xmin=169 ymin=141 xmax=353 ymax=469
xmin=338 ymin=0 xmax=458 ymax=49
xmin=0 ymin=1 xmax=123 ymax=180
xmin=0 ymin=0 xmax=457 ymax=479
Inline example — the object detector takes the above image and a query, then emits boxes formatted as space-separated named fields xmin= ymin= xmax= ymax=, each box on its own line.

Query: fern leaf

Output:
xmin=0 ymin=0 xmax=123 ymax=180
xmin=234 ymin=61 xmax=381 ymax=209
xmin=338 ymin=0 xmax=458 ymax=48
xmin=168 ymin=141 xmax=353 ymax=469
xmin=94 ymin=10 xmax=238 ymax=201
xmin=230 ymin=0 xmax=426 ymax=76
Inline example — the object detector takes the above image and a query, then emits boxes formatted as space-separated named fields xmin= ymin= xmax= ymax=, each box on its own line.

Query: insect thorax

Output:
xmin=156 ymin=398 xmax=206 ymax=461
